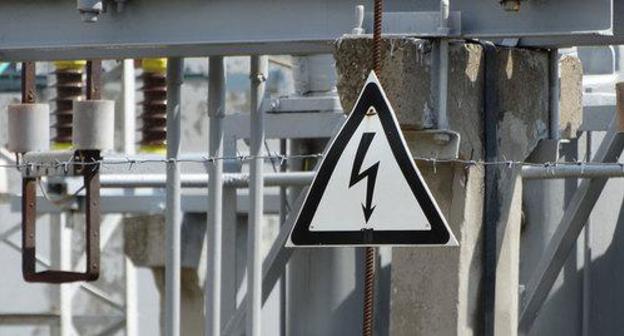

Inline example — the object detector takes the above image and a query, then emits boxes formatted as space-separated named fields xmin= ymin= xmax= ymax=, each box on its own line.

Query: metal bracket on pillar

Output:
xmin=403 ymin=130 xmax=460 ymax=160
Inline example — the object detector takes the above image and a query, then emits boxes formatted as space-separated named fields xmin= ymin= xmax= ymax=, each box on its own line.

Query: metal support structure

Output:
xmin=99 ymin=172 xmax=314 ymax=188
xmin=86 ymin=60 xmax=102 ymax=100
xmin=206 ymin=55 xmax=226 ymax=336
xmin=521 ymin=163 xmax=624 ymax=179
xmin=164 ymin=57 xmax=183 ymax=336
xmin=582 ymin=133 xmax=592 ymax=336
xmin=435 ymin=0 xmax=450 ymax=130
xmin=122 ymin=58 xmax=139 ymax=336
xmin=247 ymin=55 xmax=268 ymax=336
xmin=482 ymin=41 xmax=499 ymax=336
xmin=519 ymin=115 xmax=624 ymax=333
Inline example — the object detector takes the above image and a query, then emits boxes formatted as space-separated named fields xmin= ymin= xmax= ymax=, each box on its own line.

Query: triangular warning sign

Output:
xmin=288 ymin=71 xmax=457 ymax=247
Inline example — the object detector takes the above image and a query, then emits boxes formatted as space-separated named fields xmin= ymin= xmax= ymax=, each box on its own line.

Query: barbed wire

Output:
xmin=0 ymin=152 xmax=621 ymax=171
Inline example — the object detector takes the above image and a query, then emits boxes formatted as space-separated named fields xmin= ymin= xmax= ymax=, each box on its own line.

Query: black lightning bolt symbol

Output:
xmin=349 ymin=132 xmax=380 ymax=223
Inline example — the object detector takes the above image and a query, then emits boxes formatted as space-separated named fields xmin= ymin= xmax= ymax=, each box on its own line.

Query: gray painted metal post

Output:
xmin=122 ymin=58 xmax=139 ymax=336
xmin=206 ymin=56 xmax=226 ymax=336
xmin=165 ymin=57 xmax=184 ymax=336
xmin=247 ymin=55 xmax=268 ymax=336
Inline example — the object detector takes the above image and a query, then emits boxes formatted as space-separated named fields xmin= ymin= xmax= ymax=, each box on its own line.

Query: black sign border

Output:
xmin=291 ymin=81 xmax=451 ymax=246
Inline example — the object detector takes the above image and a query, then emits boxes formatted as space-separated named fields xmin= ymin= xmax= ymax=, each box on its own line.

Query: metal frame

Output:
xmin=0 ymin=0 xmax=617 ymax=62
xmin=164 ymin=57 xmax=183 ymax=336
xmin=22 ymin=150 xmax=102 ymax=283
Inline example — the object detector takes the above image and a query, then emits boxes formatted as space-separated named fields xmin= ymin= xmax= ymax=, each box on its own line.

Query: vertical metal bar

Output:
xmin=436 ymin=39 xmax=449 ymax=130
xmin=247 ymin=55 xmax=268 ymax=336
xmin=58 ymin=213 xmax=75 ymax=336
xmin=364 ymin=2 xmax=383 ymax=334
xmin=165 ymin=57 xmax=184 ymax=336
xmin=279 ymin=138 xmax=288 ymax=336
xmin=21 ymin=62 xmax=36 ymax=104
xmin=86 ymin=60 xmax=102 ymax=100
xmin=582 ymin=132 xmax=592 ymax=336
xmin=206 ymin=56 xmax=226 ymax=336
xmin=122 ymin=58 xmax=139 ymax=336
xmin=481 ymin=41 xmax=499 ymax=336
xmin=436 ymin=0 xmax=450 ymax=129
xmin=123 ymin=59 xmax=137 ymax=156
xmin=549 ymin=49 xmax=560 ymax=140
xmin=83 ymin=150 xmax=101 ymax=280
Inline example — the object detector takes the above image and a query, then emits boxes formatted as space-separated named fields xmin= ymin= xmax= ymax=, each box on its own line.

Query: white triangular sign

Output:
xmin=288 ymin=71 xmax=457 ymax=247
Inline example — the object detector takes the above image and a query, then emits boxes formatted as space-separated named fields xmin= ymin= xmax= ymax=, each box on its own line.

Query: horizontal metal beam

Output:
xmin=0 ymin=0 xmax=616 ymax=61
xmin=0 ymin=314 xmax=60 ymax=326
xmin=224 ymin=112 xmax=345 ymax=140
xmin=521 ymin=163 xmax=624 ymax=179
xmin=99 ymin=172 xmax=314 ymax=188
xmin=11 ymin=193 xmax=283 ymax=214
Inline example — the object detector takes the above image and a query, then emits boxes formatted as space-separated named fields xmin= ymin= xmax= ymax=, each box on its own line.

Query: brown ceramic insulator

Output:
xmin=139 ymin=72 xmax=167 ymax=147
xmin=53 ymin=69 xmax=85 ymax=144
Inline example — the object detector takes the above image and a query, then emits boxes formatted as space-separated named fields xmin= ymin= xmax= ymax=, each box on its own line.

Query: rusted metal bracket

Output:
xmin=20 ymin=61 xmax=103 ymax=283
xmin=22 ymin=150 xmax=102 ymax=283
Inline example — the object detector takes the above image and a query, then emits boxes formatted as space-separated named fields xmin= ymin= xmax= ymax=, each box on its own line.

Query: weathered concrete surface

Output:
xmin=559 ymin=55 xmax=583 ymax=139
xmin=335 ymin=38 xmax=556 ymax=335
xmin=123 ymin=214 xmax=206 ymax=269
xmin=153 ymin=267 xmax=205 ymax=336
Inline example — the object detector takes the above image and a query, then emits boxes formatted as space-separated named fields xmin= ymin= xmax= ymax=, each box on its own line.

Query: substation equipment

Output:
xmin=1 ymin=0 xmax=624 ymax=335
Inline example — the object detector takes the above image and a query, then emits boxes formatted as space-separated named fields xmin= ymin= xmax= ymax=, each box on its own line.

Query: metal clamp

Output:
xmin=22 ymin=150 xmax=101 ymax=283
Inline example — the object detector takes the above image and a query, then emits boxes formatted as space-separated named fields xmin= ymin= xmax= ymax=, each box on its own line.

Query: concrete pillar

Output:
xmin=334 ymin=37 xmax=565 ymax=335
xmin=124 ymin=214 xmax=206 ymax=335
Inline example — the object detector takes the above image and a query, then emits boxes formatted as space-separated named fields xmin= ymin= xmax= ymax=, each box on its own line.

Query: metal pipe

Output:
xmin=247 ymin=55 xmax=268 ymax=336
xmin=99 ymin=172 xmax=314 ymax=188
xmin=164 ymin=57 xmax=183 ymax=336
xmin=122 ymin=59 xmax=139 ymax=336
xmin=123 ymin=59 xmax=136 ymax=156
xmin=206 ymin=56 xmax=226 ymax=336
xmin=549 ymin=49 xmax=560 ymax=140
xmin=521 ymin=163 xmax=624 ymax=179
xmin=582 ymin=132 xmax=592 ymax=336
xmin=436 ymin=0 xmax=450 ymax=130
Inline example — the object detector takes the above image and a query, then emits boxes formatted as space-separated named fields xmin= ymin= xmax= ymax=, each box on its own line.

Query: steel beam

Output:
xmin=521 ymin=163 xmax=624 ymax=179
xmin=16 ymin=193 xmax=284 ymax=215
xmin=223 ymin=112 xmax=345 ymax=140
xmin=164 ymin=57 xmax=183 ymax=336
xmin=206 ymin=56 xmax=226 ymax=336
xmin=247 ymin=55 xmax=268 ymax=336
xmin=0 ymin=0 xmax=616 ymax=61
xmin=519 ymin=125 xmax=624 ymax=333
xmin=98 ymin=172 xmax=314 ymax=188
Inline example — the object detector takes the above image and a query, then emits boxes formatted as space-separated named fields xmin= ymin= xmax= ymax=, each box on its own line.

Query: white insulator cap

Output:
xmin=8 ymin=104 xmax=50 ymax=153
xmin=73 ymin=100 xmax=115 ymax=151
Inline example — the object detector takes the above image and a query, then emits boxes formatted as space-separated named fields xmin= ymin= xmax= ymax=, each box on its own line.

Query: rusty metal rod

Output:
xmin=363 ymin=1 xmax=383 ymax=335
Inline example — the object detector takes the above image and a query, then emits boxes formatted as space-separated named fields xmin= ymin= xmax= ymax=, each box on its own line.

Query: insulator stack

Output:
xmin=139 ymin=58 xmax=167 ymax=152
xmin=52 ymin=61 xmax=86 ymax=146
